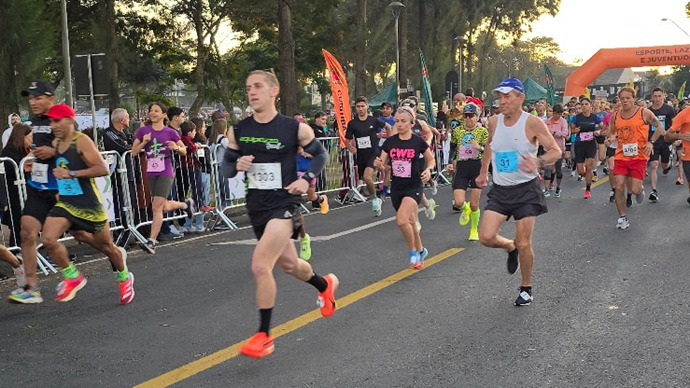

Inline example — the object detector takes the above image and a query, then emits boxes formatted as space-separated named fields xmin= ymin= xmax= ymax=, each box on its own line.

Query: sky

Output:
xmin=524 ymin=0 xmax=690 ymax=71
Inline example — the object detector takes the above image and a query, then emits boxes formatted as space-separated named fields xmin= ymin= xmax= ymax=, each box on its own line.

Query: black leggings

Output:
xmin=544 ymin=158 xmax=563 ymax=181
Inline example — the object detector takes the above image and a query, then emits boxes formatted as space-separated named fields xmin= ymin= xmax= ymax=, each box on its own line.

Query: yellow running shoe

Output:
xmin=469 ymin=229 xmax=479 ymax=241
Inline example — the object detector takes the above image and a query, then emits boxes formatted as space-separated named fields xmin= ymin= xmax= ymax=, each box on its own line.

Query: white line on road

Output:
xmin=208 ymin=215 xmax=398 ymax=246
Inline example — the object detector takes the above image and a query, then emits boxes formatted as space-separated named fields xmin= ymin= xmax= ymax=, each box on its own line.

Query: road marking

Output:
xmin=209 ymin=215 xmax=399 ymax=245
xmin=133 ymin=247 xmax=463 ymax=388
xmin=580 ymin=175 xmax=609 ymax=190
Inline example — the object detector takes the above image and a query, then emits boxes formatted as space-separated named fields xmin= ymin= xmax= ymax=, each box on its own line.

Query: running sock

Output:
xmin=586 ymin=184 xmax=591 ymax=191
xmin=61 ymin=262 xmax=79 ymax=280
xmin=462 ymin=201 xmax=470 ymax=212
xmin=306 ymin=273 xmax=328 ymax=293
xmin=312 ymin=196 xmax=324 ymax=208
xmin=116 ymin=268 xmax=130 ymax=282
xmin=627 ymin=193 xmax=632 ymax=201
xmin=258 ymin=308 xmax=272 ymax=335
xmin=520 ymin=286 xmax=532 ymax=293
xmin=470 ymin=209 xmax=480 ymax=230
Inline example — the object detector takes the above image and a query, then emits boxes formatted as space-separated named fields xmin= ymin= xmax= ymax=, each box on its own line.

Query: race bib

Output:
xmin=247 ymin=163 xmax=282 ymax=190
xmin=57 ymin=177 xmax=83 ymax=196
xmin=622 ymin=143 xmax=638 ymax=157
xmin=147 ymin=156 xmax=165 ymax=173
xmin=356 ymin=136 xmax=372 ymax=149
xmin=32 ymin=162 xmax=49 ymax=183
xmin=458 ymin=145 xmax=479 ymax=159
xmin=495 ymin=151 xmax=518 ymax=173
xmin=579 ymin=132 xmax=594 ymax=141
xmin=392 ymin=160 xmax=412 ymax=178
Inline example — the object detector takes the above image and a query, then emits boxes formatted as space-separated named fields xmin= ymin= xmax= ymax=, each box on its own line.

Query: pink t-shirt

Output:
xmin=543 ymin=117 xmax=569 ymax=152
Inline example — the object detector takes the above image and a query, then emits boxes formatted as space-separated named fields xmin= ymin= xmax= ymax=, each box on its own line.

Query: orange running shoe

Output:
xmin=317 ymin=273 xmax=339 ymax=317
xmin=319 ymin=195 xmax=329 ymax=214
xmin=55 ymin=274 xmax=87 ymax=302
xmin=119 ymin=273 xmax=135 ymax=304
xmin=239 ymin=332 xmax=275 ymax=358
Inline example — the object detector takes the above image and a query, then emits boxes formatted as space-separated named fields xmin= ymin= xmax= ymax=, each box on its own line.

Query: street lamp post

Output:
xmin=61 ymin=0 xmax=73 ymax=107
xmin=454 ymin=36 xmax=465 ymax=93
xmin=662 ymin=18 xmax=690 ymax=38
xmin=390 ymin=2 xmax=405 ymax=101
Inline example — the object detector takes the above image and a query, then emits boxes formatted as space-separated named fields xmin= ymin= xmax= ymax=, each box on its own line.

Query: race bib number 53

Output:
xmin=247 ymin=163 xmax=282 ymax=190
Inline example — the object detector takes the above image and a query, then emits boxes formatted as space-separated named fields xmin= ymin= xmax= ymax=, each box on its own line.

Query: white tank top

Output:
xmin=490 ymin=111 xmax=538 ymax=186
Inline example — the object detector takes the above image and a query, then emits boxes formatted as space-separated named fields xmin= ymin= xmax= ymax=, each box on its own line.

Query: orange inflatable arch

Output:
xmin=564 ymin=44 xmax=690 ymax=100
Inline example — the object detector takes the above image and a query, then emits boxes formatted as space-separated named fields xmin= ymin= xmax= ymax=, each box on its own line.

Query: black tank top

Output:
xmin=235 ymin=114 xmax=300 ymax=212
xmin=54 ymin=132 xmax=107 ymax=222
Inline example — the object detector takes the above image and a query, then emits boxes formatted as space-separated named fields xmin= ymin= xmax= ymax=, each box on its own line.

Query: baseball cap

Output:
xmin=21 ymin=80 xmax=55 ymax=97
xmin=45 ymin=104 xmax=75 ymax=120
xmin=491 ymin=100 xmax=500 ymax=108
xmin=381 ymin=102 xmax=392 ymax=108
xmin=463 ymin=104 xmax=479 ymax=115
xmin=493 ymin=78 xmax=524 ymax=95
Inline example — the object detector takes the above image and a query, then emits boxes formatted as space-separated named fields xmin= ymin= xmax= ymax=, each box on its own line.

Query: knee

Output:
xmin=516 ymin=239 xmax=532 ymax=252
xmin=396 ymin=214 xmax=411 ymax=228
xmin=478 ymin=231 xmax=494 ymax=247
xmin=250 ymin=260 xmax=272 ymax=279
xmin=41 ymin=234 xmax=60 ymax=251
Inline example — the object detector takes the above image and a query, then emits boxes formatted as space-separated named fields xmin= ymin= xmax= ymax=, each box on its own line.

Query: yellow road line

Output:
xmin=133 ymin=247 xmax=464 ymax=388
xmin=580 ymin=175 xmax=609 ymax=190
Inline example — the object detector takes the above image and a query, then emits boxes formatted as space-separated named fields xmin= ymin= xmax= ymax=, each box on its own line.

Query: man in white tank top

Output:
xmin=475 ymin=78 xmax=562 ymax=306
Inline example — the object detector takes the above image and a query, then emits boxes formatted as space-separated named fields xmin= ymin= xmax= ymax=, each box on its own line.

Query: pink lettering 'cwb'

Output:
xmin=389 ymin=148 xmax=415 ymax=159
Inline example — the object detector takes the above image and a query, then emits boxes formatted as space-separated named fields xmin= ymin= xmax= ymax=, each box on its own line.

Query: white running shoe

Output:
xmin=616 ymin=216 xmax=630 ymax=230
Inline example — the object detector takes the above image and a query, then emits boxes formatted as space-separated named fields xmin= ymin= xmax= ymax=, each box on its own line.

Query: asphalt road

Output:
xmin=1 ymin=168 xmax=689 ymax=388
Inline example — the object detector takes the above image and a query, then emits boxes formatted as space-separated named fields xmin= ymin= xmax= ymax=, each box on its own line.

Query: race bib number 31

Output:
xmin=622 ymin=143 xmax=638 ymax=157
xmin=495 ymin=151 xmax=519 ymax=173
xmin=57 ymin=177 xmax=83 ymax=196
xmin=247 ymin=163 xmax=282 ymax=190
xmin=392 ymin=160 xmax=412 ymax=178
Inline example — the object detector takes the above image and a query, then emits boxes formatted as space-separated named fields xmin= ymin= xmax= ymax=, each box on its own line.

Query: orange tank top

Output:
xmin=615 ymin=108 xmax=650 ymax=161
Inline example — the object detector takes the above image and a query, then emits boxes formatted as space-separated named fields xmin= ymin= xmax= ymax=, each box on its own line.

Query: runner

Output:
xmin=608 ymin=87 xmax=664 ymax=229
xmin=665 ymin=100 xmax=690 ymax=204
xmin=476 ymin=78 xmax=561 ymax=306
xmin=445 ymin=104 xmax=488 ymax=240
xmin=296 ymin=144 xmax=329 ymax=261
xmin=223 ymin=70 xmax=338 ymax=358
xmin=647 ymin=88 xmax=676 ymax=202
xmin=131 ymin=102 xmax=195 ymax=254
xmin=543 ymin=104 xmax=569 ymax=197
xmin=378 ymin=102 xmax=395 ymax=198
xmin=34 ymin=104 xmax=133 ymax=303
xmin=8 ymin=81 xmax=59 ymax=303
xmin=345 ymin=96 xmax=389 ymax=216
xmin=570 ymin=98 xmax=601 ymax=199
xmin=602 ymin=97 xmax=621 ymax=202
xmin=374 ymin=105 xmax=435 ymax=268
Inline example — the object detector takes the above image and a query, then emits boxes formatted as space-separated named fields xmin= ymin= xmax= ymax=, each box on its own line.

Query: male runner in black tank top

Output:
xmin=222 ymin=70 xmax=338 ymax=358
xmin=39 ymin=104 xmax=134 ymax=304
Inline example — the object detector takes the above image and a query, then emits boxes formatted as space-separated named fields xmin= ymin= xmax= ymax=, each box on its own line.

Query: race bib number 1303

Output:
xmin=247 ymin=163 xmax=282 ymax=190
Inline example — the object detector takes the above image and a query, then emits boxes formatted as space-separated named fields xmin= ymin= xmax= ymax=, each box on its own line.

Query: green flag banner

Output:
xmin=679 ymin=81 xmax=686 ymax=100
xmin=544 ymin=64 xmax=555 ymax=106
xmin=419 ymin=49 xmax=436 ymax=127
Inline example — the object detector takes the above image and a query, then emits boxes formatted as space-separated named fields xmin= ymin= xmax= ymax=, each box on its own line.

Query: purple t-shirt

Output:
xmin=135 ymin=125 xmax=181 ymax=178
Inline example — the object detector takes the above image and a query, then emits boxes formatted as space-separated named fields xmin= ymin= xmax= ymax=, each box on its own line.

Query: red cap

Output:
xmin=45 ymin=104 xmax=75 ymax=120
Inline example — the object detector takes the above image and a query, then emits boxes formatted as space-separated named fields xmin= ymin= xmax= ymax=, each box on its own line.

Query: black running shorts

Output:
xmin=249 ymin=204 xmax=302 ymax=240
xmin=48 ymin=206 xmax=107 ymax=234
xmin=452 ymin=160 xmax=481 ymax=191
xmin=22 ymin=185 xmax=58 ymax=224
xmin=390 ymin=187 xmax=422 ymax=211
xmin=574 ymin=140 xmax=597 ymax=163
xmin=485 ymin=178 xmax=547 ymax=220
xmin=649 ymin=142 xmax=671 ymax=163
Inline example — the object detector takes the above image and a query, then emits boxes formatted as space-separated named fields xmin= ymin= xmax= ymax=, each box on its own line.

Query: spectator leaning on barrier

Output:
xmin=163 ymin=106 xmax=187 ymax=240
xmin=179 ymin=121 xmax=204 ymax=233
xmin=104 ymin=108 xmax=136 ymax=235
xmin=3 ymin=113 xmax=21 ymax=147
xmin=209 ymin=118 xmax=231 ymax=207
xmin=191 ymin=117 xmax=213 ymax=212
xmin=1 ymin=123 xmax=33 ymax=249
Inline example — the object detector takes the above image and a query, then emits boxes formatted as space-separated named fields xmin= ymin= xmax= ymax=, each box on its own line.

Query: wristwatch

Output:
xmin=69 ymin=170 xmax=77 ymax=178
xmin=302 ymin=172 xmax=316 ymax=182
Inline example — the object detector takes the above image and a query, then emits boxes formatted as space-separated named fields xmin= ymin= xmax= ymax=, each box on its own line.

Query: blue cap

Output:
xmin=493 ymin=78 xmax=524 ymax=95
xmin=463 ymin=104 xmax=478 ymax=115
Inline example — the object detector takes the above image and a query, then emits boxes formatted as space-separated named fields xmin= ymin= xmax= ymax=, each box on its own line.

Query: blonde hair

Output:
xmin=618 ymin=87 xmax=636 ymax=98
xmin=248 ymin=70 xmax=280 ymax=88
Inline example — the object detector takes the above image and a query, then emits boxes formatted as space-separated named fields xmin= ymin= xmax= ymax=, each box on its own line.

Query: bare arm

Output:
xmin=475 ymin=116 xmax=497 ymax=188
xmin=643 ymin=109 xmax=664 ymax=142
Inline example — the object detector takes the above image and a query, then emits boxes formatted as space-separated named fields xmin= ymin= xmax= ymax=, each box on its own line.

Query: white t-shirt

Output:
xmin=2 ymin=128 xmax=11 ymax=147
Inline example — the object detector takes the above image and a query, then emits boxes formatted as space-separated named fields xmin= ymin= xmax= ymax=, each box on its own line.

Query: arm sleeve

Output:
xmin=303 ymin=138 xmax=328 ymax=176
xmin=220 ymin=148 xmax=241 ymax=178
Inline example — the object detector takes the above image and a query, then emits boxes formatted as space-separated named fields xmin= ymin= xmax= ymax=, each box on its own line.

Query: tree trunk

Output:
xmin=0 ymin=51 xmax=19 ymax=128
xmin=354 ymin=0 xmax=367 ymax=98
xmin=278 ymin=0 xmax=298 ymax=115
xmin=189 ymin=3 xmax=207 ymax=118
xmin=418 ymin=0 xmax=426 ymax=52
xmin=399 ymin=0 xmax=408 ymax=99
xmin=105 ymin=0 xmax=120 ymax=111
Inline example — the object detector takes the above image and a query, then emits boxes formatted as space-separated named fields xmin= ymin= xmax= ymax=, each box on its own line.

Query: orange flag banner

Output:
xmin=322 ymin=49 xmax=351 ymax=147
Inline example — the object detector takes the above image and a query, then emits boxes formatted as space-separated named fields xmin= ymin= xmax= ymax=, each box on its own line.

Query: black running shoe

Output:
xmin=649 ymin=190 xmax=659 ymax=203
xmin=184 ymin=198 xmax=196 ymax=219
xmin=687 ymin=196 xmax=690 ymax=205
xmin=514 ymin=287 xmax=533 ymax=306
xmin=507 ymin=244 xmax=519 ymax=275
xmin=626 ymin=195 xmax=632 ymax=208
xmin=663 ymin=166 xmax=671 ymax=175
